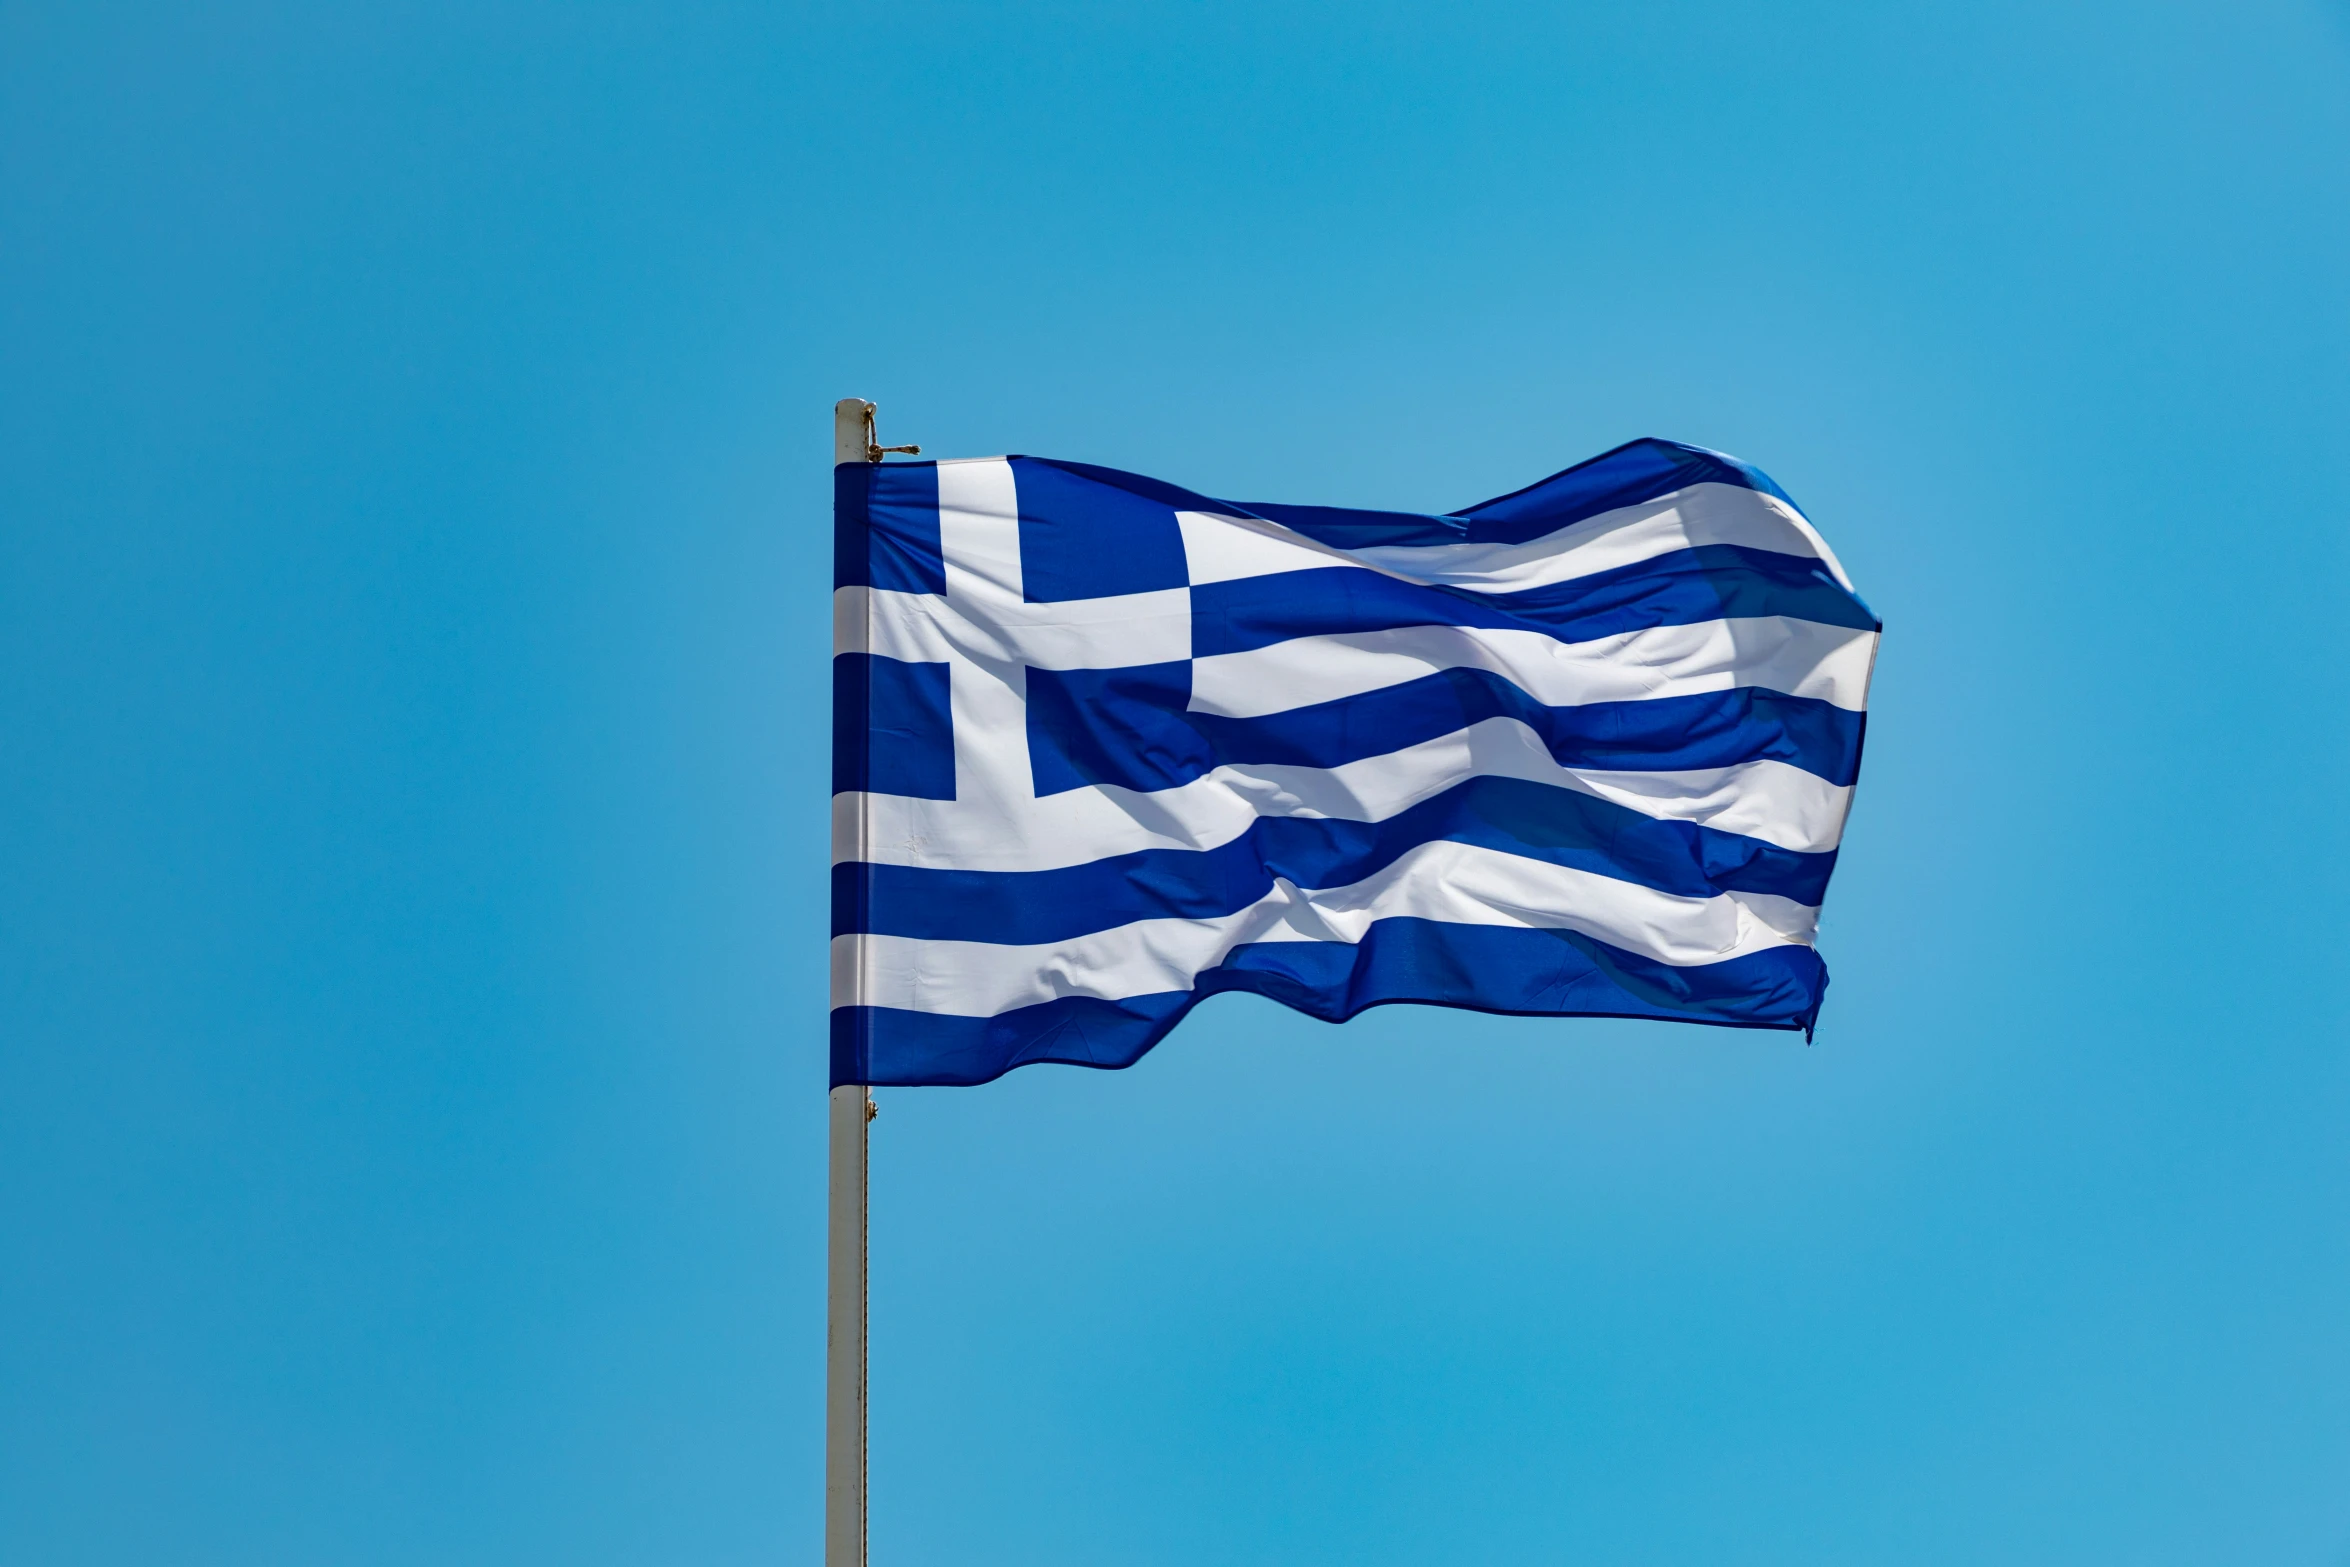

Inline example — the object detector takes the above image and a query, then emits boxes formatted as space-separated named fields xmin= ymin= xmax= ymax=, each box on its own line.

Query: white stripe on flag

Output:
xmin=834 ymin=584 xmax=1192 ymax=669
xmin=1188 ymin=618 xmax=1877 ymax=719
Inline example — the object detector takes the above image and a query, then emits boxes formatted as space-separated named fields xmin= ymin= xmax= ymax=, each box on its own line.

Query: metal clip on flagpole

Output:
xmin=842 ymin=396 xmax=919 ymax=465
xmin=827 ymin=397 xmax=883 ymax=1567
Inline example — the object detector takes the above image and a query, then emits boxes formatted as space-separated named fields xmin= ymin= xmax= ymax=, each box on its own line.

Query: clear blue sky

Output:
xmin=5 ymin=3 xmax=2348 ymax=1563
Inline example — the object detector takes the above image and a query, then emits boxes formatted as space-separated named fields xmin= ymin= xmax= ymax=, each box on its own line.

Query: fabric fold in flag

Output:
xmin=830 ymin=438 xmax=1878 ymax=1088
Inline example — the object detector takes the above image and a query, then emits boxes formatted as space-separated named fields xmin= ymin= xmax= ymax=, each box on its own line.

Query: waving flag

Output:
xmin=829 ymin=439 xmax=1877 ymax=1087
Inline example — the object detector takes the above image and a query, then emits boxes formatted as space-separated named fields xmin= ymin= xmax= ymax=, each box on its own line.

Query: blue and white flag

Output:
xmin=831 ymin=439 xmax=1877 ymax=1087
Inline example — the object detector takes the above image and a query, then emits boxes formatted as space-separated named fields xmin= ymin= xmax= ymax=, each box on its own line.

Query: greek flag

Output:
xmin=831 ymin=439 xmax=1877 ymax=1087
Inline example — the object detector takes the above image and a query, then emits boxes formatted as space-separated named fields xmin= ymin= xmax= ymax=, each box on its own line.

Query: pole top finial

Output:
xmin=834 ymin=398 xmax=919 ymax=465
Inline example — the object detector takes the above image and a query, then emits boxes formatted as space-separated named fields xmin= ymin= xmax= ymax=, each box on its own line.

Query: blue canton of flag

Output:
xmin=830 ymin=440 xmax=1878 ymax=1088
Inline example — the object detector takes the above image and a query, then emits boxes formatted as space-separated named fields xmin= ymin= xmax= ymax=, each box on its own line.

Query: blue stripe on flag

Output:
xmin=1455 ymin=436 xmax=1800 ymax=543
xmin=1191 ymin=678 xmax=1865 ymax=782
xmin=1236 ymin=438 xmax=1796 ymax=549
xmin=990 ymin=438 xmax=1797 ymax=554
xmin=1019 ymin=672 xmax=1862 ymax=797
xmin=1190 ymin=546 xmax=1877 ymax=658
xmin=832 ymin=916 xmax=1827 ymax=1087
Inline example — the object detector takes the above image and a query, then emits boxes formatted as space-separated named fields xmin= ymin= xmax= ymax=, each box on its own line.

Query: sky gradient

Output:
xmin=5 ymin=3 xmax=2349 ymax=1563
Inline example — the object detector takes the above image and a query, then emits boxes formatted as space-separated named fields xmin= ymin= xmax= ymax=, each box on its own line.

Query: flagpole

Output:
xmin=827 ymin=397 xmax=875 ymax=1567
xmin=824 ymin=1079 xmax=869 ymax=1567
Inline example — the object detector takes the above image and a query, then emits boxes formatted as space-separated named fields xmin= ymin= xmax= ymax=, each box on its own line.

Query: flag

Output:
xmin=830 ymin=439 xmax=1877 ymax=1087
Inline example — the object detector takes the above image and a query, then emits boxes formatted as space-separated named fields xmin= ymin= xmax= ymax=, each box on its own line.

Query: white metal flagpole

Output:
xmin=827 ymin=396 xmax=876 ymax=1567
xmin=824 ymin=1078 xmax=869 ymax=1567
